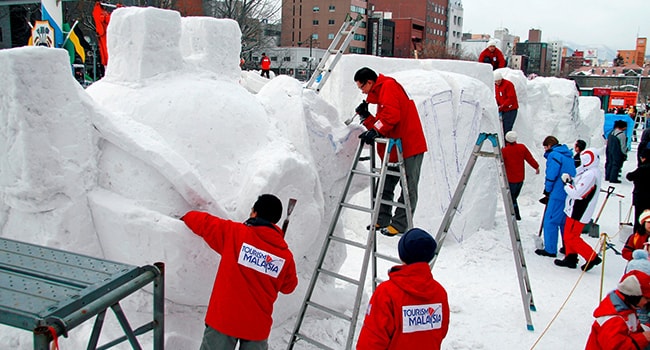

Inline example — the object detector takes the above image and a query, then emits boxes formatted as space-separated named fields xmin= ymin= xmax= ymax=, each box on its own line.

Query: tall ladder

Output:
xmin=305 ymin=13 xmax=363 ymax=93
xmin=287 ymin=138 xmax=413 ymax=349
xmin=431 ymin=132 xmax=536 ymax=331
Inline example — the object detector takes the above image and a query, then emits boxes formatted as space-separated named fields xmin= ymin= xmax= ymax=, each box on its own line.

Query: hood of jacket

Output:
xmin=388 ymin=262 xmax=439 ymax=299
xmin=544 ymin=143 xmax=573 ymax=159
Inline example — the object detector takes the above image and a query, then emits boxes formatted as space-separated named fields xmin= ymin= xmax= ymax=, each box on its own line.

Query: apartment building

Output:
xmin=617 ymin=37 xmax=647 ymax=66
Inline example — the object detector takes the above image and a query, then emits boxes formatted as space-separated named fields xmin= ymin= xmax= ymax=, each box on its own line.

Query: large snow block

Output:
xmin=105 ymin=7 xmax=184 ymax=81
xmin=180 ymin=17 xmax=242 ymax=81
xmin=0 ymin=47 xmax=97 ymax=212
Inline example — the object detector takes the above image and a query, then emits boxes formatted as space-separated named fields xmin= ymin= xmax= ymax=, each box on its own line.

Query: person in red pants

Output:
xmin=554 ymin=148 xmax=603 ymax=271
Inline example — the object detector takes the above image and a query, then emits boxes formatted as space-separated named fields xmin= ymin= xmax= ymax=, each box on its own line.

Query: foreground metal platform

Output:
xmin=0 ymin=237 xmax=164 ymax=349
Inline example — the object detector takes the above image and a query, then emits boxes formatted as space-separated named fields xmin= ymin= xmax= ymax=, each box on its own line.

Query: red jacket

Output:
xmin=261 ymin=56 xmax=271 ymax=70
xmin=502 ymin=142 xmax=539 ymax=183
xmin=495 ymin=79 xmax=519 ymax=112
xmin=362 ymin=74 xmax=428 ymax=162
xmin=622 ymin=232 xmax=650 ymax=261
xmin=182 ymin=211 xmax=298 ymax=341
xmin=585 ymin=290 xmax=650 ymax=350
xmin=356 ymin=263 xmax=449 ymax=349
xmin=478 ymin=47 xmax=506 ymax=70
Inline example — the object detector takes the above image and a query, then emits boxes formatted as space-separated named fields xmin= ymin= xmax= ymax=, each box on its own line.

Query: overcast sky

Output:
xmin=460 ymin=0 xmax=649 ymax=50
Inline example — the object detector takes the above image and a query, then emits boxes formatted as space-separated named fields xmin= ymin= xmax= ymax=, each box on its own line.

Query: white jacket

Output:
xmin=563 ymin=149 xmax=602 ymax=223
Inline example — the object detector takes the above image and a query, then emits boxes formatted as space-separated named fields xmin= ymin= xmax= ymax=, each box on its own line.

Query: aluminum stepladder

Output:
xmin=430 ymin=132 xmax=536 ymax=331
xmin=287 ymin=138 xmax=413 ymax=349
xmin=305 ymin=13 xmax=363 ymax=93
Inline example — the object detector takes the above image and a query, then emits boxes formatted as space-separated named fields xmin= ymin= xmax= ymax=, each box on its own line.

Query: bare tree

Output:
xmin=203 ymin=0 xmax=280 ymax=56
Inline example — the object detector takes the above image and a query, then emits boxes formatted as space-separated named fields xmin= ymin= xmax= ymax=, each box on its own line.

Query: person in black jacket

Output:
xmin=638 ymin=128 xmax=650 ymax=166
xmin=605 ymin=120 xmax=628 ymax=183
xmin=627 ymin=148 xmax=650 ymax=234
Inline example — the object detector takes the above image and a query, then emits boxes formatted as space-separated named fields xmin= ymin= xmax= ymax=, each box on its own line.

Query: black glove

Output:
xmin=359 ymin=129 xmax=380 ymax=144
xmin=355 ymin=101 xmax=371 ymax=120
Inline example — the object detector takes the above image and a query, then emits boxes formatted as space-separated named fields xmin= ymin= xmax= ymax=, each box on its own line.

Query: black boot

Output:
xmin=582 ymin=256 xmax=603 ymax=272
xmin=554 ymin=254 xmax=578 ymax=269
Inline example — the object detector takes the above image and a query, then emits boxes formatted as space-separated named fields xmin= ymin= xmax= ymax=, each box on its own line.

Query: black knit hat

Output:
xmin=253 ymin=194 xmax=283 ymax=223
xmin=398 ymin=228 xmax=437 ymax=264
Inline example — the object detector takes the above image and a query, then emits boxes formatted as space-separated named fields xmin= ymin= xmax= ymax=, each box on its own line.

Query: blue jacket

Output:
xmin=544 ymin=144 xmax=576 ymax=200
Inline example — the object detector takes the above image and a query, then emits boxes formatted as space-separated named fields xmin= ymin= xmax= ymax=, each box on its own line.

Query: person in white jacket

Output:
xmin=554 ymin=148 xmax=603 ymax=271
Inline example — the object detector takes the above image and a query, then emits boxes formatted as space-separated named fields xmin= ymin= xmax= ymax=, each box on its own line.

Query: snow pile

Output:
xmin=0 ymin=7 xmax=607 ymax=349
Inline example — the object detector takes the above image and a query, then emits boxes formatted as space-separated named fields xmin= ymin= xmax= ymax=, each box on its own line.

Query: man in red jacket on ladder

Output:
xmin=502 ymin=131 xmax=540 ymax=220
xmin=353 ymin=67 xmax=428 ymax=237
xmin=494 ymin=71 xmax=519 ymax=134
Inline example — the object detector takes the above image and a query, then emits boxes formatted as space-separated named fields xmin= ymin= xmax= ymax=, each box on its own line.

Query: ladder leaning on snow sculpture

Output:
xmin=286 ymin=138 xmax=413 ymax=349
xmin=304 ymin=13 xmax=363 ymax=94
xmin=430 ymin=132 xmax=536 ymax=331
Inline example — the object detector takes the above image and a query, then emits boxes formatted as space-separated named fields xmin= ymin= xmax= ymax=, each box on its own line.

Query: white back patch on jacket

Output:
xmin=238 ymin=242 xmax=285 ymax=278
xmin=402 ymin=303 xmax=443 ymax=333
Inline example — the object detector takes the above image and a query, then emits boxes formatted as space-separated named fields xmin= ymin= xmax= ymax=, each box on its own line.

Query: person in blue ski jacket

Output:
xmin=536 ymin=136 xmax=576 ymax=257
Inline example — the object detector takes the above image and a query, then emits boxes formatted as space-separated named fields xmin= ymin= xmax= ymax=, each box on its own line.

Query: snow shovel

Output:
xmin=534 ymin=202 xmax=547 ymax=250
xmin=586 ymin=186 xmax=616 ymax=238
xmin=281 ymin=198 xmax=297 ymax=235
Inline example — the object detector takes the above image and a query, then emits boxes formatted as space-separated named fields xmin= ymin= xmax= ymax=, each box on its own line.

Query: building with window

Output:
xmin=515 ymin=42 xmax=551 ymax=76
xmin=366 ymin=11 xmax=395 ymax=57
xmin=280 ymin=0 xmax=368 ymax=54
xmin=548 ymin=40 xmax=563 ymax=76
xmin=617 ymin=37 xmax=647 ymax=66
xmin=447 ymin=1 xmax=463 ymax=53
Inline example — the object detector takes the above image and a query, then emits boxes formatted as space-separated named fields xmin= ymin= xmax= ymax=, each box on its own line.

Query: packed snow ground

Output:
xmin=0 ymin=7 xmax=640 ymax=350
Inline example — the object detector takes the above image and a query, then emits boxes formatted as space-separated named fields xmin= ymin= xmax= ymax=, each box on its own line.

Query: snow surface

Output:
xmin=0 ymin=6 xmax=638 ymax=350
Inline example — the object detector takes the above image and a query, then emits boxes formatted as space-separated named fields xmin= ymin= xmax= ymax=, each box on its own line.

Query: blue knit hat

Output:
xmin=398 ymin=228 xmax=437 ymax=264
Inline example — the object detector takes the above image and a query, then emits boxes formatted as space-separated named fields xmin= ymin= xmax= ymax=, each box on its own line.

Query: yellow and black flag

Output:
xmin=63 ymin=22 xmax=92 ymax=63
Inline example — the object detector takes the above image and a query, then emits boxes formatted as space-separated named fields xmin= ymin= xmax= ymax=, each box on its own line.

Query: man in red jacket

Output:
xmin=181 ymin=194 xmax=298 ymax=350
xmin=260 ymin=53 xmax=271 ymax=78
xmin=586 ymin=270 xmax=650 ymax=349
xmin=357 ymin=228 xmax=449 ymax=349
xmin=494 ymin=71 xmax=519 ymax=134
xmin=354 ymin=67 xmax=428 ymax=236
xmin=501 ymin=131 xmax=540 ymax=220
xmin=478 ymin=39 xmax=506 ymax=70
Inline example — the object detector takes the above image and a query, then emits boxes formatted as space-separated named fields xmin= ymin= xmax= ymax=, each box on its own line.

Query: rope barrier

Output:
xmin=529 ymin=225 xmax=625 ymax=349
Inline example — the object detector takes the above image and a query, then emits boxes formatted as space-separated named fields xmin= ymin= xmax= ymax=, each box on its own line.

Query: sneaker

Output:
xmin=380 ymin=225 xmax=401 ymax=237
xmin=581 ymin=256 xmax=602 ymax=272
xmin=534 ymin=249 xmax=557 ymax=258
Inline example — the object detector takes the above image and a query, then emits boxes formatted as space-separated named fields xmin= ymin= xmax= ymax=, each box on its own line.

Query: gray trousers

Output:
xmin=377 ymin=153 xmax=424 ymax=232
xmin=200 ymin=326 xmax=268 ymax=350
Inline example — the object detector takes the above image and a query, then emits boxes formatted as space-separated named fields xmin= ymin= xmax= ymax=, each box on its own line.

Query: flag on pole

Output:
xmin=41 ymin=0 xmax=63 ymax=47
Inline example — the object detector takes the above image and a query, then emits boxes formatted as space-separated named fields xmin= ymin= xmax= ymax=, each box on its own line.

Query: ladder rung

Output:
xmin=340 ymin=202 xmax=373 ymax=213
xmin=379 ymin=199 xmax=407 ymax=209
xmin=341 ymin=30 xmax=351 ymax=35
xmin=375 ymin=252 xmax=401 ymax=264
xmin=351 ymin=168 xmax=381 ymax=178
xmin=330 ymin=235 xmax=367 ymax=249
xmin=294 ymin=333 xmax=336 ymax=350
xmin=477 ymin=151 xmax=497 ymax=158
xmin=306 ymin=301 xmax=353 ymax=321
xmin=319 ymin=267 xmax=361 ymax=285
xmin=329 ymin=49 xmax=340 ymax=54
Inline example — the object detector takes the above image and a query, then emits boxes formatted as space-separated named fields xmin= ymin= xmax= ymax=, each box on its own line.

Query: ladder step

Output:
xmin=341 ymin=30 xmax=351 ymax=35
xmin=319 ymin=267 xmax=361 ymax=285
xmin=375 ymin=251 xmax=401 ymax=264
xmin=306 ymin=300 xmax=353 ymax=321
xmin=329 ymin=49 xmax=340 ymax=54
xmin=330 ymin=235 xmax=368 ymax=249
xmin=351 ymin=168 xmax=381 ymax=178
xmin=379 ymin=199 xmax=408 ymax=209
xmin=294 ymin=333 xmax=336 ymax=350
xmin=340 ymin=202 xmax=373 ymax=213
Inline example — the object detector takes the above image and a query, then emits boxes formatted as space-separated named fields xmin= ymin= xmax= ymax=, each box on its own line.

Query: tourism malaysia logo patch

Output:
xmin=237 ymin=243 xmax=286 ymax=278
xmin=402 ymin=303 xmax=443 ymax=333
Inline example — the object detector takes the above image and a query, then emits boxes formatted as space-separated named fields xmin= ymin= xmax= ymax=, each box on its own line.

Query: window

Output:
xmin=329 ymin=5 xmax=335 ymax=11
xmin=271 ymin=56 xmax=278 ymax=62
xmin=328 ymin=19 xmax=335 ymax=25
xmin=312 ymin=33 xmax=319 ymax=40
xmin=313 ymin=6 xmax=319 ymax=12
xmin=302 ymin=57 xmax=309 ymax=62
xmin=328 ymin=33 xmax=334 ymax=39
xmin=353 ymin=34 xmax=366 ymax=41
xmin=284 ymin=57 xmax=291 ymax=62
xmin=313 ymin=20 xmax=319 ymax=25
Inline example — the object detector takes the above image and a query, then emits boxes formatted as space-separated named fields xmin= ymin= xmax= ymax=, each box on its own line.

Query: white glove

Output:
xmin=561 ymin=173 xmax=572 ymax=184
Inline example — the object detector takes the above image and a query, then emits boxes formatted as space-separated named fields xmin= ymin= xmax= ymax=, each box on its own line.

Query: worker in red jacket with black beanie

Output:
xmin=181 ymin=194 xmax=298 ymax=350
xmin=494 ymin=71 xmax=519 ymax=134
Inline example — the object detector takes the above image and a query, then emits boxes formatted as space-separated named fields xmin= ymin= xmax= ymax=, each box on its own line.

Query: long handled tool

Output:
xmin=344 ymin=113 xmax=359 ymax=125
xmin=587 ymin=186 xmax=616 ymax=238
xmin=281 ymin=198 xmax=297 ymax=235
xmin=534 ymin=203 xmax=547 ymax=250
